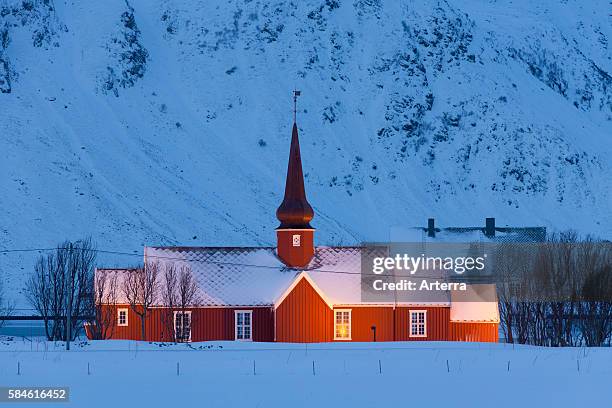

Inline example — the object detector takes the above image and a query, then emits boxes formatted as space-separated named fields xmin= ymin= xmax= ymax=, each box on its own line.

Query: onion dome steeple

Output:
xmin=275 ymin=90 xmax=315 ymax=268
xmin=276 ymin=119 xmax=314 ymax=229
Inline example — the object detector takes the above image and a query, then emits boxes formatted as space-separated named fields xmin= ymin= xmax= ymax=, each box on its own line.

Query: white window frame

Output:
xmin=235 ymin=310 xmax=253 ymax=341
xmin=117 ymin=308 xmax=128 ymax=327
xmin=174 ymin=310 xmax=192 ymax=342
xmin=292 ymin=234 xmax=301 ymax=247
xmin=409 ymin=310 xmax=427 ymax=338
xmin=334 ymin=309 xmax=352 ymax=341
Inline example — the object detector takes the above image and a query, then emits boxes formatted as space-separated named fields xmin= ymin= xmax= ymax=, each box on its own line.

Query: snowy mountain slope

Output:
xmin=0 ymin=0 xmax=611 ymax=299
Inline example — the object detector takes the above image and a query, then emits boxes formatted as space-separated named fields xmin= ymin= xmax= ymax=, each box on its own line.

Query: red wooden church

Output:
xmin=90 ymin=107 xmax=500 ymax=343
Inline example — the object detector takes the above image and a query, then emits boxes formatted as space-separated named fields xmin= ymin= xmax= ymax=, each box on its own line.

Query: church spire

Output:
xmin=276 ymin=91 xmax=314 ymax=229
xmin=275 ymin=91 xmax=315 ymax=268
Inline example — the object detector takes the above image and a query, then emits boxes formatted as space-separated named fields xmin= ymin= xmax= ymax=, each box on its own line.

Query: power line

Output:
xmin=0 ymin=248 xmax=56 ymax=254
xmin=0 ymin=247 xmax=472 ymax=279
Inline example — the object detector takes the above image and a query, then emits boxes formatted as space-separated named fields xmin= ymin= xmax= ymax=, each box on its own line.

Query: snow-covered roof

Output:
xmin=139 ymin=246 xmax=393 ymax=307
xmin=391 ymin=226 xmax=546 ymax=243
xmin=143 ymin=247 xmax=297 ymax=306
xmin=97 ymin=246 xmax=498 ymax=317
xmin=303 ymin=246 xmax=374 ymax=306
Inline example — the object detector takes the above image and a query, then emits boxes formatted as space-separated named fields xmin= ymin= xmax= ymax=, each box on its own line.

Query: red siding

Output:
xmin=332 ymin=306 xmax=450 ymax=342
xmin=92 ymin=305 xmax=274 ymax=342
xmin=347 ymin=307 xmax=394 ymax=342
xmin=275 ymin=278 xmax=333 ymax=342
xmin=90 ymin=304 xmax=497 ymax=343
xmin=191 ymin=307 xmax=274 ymax=342
xmin=277 ymin=230 xmax=314 ymax=267
xmin=449 ymin=322 xmax=499 ymax=342
xmin=395 ymin=307 xmax=450 ymax=341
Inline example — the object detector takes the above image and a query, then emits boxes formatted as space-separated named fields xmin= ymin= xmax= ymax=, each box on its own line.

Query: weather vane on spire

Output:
xmin=293 ymin=89 xmax=301 ymax=123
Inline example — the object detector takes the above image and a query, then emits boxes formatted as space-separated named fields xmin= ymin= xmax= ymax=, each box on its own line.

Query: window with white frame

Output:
xmin=410 ymin=310 xmax=427 ymax=337
xmin=235 ymin=310 xmax=252 ymax=341
xmin=117 ymin=308 xmax=128 ymax=326
xmin=334 ymin=309 xmax=351 ymax=340
xmin=174 ymin=311 xmax=192 ymax=342
xmin=292 ymin=234 xmax=301 ymax=247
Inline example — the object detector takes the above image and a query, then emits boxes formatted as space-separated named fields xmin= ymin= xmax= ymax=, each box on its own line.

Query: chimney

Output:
xmin=485 ymin=217 xmax=495 ymax=237
xmin=427 ymin=218 xmax=435 ymax=238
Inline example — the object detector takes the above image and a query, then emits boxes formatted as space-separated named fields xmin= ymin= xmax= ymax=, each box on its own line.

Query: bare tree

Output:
xmin=88 ymin=271 xmax=119 ymax=340
xmin=495 ymin=243 xmax=540 ymax=344
xmin=175 ymin=266 xmax=198 ymax=342
xmin=123 ymin=261 xmax=160 ymax=341
xmin=577 ymin=240 xmax=612 ymax=346
xmin=496 ymin=244 xmax=525 ymax=343
xmin=68 ymin=239 xmax=97 ymax=341
xmin=160 ymin=264 xmax=178 ymax=342
xmin=0 ymin=277 xmax=15 ymax=329
xmin=495 ymin=233 xmax=611 ymax=347
xmin=496 ymin=245 xmax=516 ymax=343
xmin=551 ymin=232 xmax=580 ymax=346
xmin=25 ymin=239 xmax=96 ymax=341
xmin=26 ymin=255 xmax=53 ymax=339
xmin=579 ymin=265 xmax=612 ymax=346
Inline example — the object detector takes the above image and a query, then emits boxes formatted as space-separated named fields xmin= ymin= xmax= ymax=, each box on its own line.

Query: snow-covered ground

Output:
xmin=0 ymin=339 xmax=609 ymax=407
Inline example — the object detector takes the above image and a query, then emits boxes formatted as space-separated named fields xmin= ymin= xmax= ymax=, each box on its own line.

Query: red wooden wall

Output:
xmin=191 ymin=307 xmax=274 ymax=342
xmin=343 ymin=306 xmax=451 ymax=342
xmin=275 ymin=278 xmax=333 ymax=342
xmin=91 ymin=301 xmax=497 ymax=343
xmin=449 ymin=322 xmax=499 ymax=342
xmin=94 ymin=305 xmax=274 ymax=342
xmin=349 ymin=307 xmax=394 ymax=342
xmin=394 ymin=306 xmax=450 ymax=341
xmin=276 ymin=230 xmax=314 ymax=268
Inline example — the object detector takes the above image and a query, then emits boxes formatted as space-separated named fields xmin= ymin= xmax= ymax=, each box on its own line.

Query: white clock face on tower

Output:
xmin=292 ymin=234 xmax=301 ymax=247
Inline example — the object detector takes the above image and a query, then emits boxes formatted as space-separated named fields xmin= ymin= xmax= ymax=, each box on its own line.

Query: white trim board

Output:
xmin=117 ymin=308 xmax=128 ymax=326
xmin=409 ymin=309 xmax=427 ymax=338
xmin=234 ymin=310 xmax=253 ymax=341
xmin=173 ymin=310 xmax=192 ymax=342
xmin=333 ymin=309 xmax=352 ymax=341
